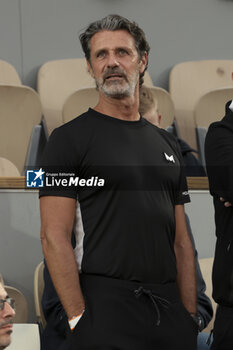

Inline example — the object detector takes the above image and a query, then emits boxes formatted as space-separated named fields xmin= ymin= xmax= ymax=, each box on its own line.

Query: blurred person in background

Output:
xmin=205 ymin=100 xmax=233 ymax=350
xmin=0 ymin=281 xmax=15 ymax=350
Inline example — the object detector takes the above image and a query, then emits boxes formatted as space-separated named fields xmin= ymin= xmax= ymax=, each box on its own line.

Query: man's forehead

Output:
xmin=90 ymin=30 xmax=136 ymax=51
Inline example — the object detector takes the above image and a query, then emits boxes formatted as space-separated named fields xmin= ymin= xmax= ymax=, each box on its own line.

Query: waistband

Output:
xmin=79 ymin=273 xmax=180 ymax=303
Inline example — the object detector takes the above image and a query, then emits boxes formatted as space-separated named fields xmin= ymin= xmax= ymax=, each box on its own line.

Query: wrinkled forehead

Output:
xmin=90 ymin=30 xmax=137 ymax=53
xmin=0 ymin=283 xmax=7 ymax=299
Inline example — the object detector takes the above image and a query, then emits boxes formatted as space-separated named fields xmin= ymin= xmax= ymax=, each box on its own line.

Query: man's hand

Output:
xmin=220 ymin=197 xmax=233 ymax=207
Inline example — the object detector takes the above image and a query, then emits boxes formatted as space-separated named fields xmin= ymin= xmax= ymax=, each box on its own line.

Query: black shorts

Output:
xmin=68 ymin=274 xmax=198 ymax=350
xmin=211 ymin=305 xmax=233 ymax=350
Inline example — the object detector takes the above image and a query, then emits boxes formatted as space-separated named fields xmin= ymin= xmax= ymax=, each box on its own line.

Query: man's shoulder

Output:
xmin=207 ymin=105 xmax=233 ymax=138
xmin=50 ymin=109 xmax=98 ymax=143
xmin=143 ymin=118 xmax=177 ymax=145
xmin=206 ymin=118 xmax=233 ymax=143
xmin=155 ymin=126 xmax=178 ymax=149
xmin=57 ymin=109 xmax=93 ymax=132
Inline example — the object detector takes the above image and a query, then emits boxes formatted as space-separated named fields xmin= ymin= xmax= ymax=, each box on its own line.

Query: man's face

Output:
xmin=0 ymin=284 xmax=15 ymax=349
xmin=87 ymin=30 xmax=147 ymax=99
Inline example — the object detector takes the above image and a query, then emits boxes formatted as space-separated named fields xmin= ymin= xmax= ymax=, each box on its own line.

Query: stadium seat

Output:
xmin=38 ymin=58 xmax=153 ymax=133
xmin=62 ymin=87 xmax=99 ymax=124
xmin=198 ymin=257 xmax=216 ymax=333
xmin=169 ymin=60 xmax=233 ymax=150
xmin=0 ymin=158 xmax=20 ymax=176
xmin=34 ymin=261 xmax=46 ymax=330
xmin=5 ymin=285 xmax=28 ymax=323
xmin=0 ymin=85 xmax=42 ymax=174
xmin=38 ymin=59 xmax=96 ymax=134
xmin=0 ymin=59 xmax=21 ymax=85
xmin=7 ymin=323 xmax=40 ymax=350
xmin=141 ymin=71 xmax=154 ymax=87
xmin=194 ymin=87 xmax=233 ymax=167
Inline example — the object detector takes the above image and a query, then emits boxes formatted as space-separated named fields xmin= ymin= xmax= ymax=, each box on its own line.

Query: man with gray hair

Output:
xmin=0 ymin=282 xmax=15 ymax=349
xmin=40 ymin=15 xmax=198 ymax=349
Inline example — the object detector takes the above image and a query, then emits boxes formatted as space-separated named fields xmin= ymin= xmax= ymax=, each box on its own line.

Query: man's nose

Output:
xmin=107 ymin=52 xmax=119 ymax=67
xmin=3 ymin=301 xmax=16 ymax=318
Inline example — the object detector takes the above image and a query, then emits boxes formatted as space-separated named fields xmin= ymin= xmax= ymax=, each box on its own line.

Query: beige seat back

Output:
xmin=0 ymin=85 xmax=42 ymax=174
xmin=0 ymin=157 xmax=20 ymax=176
xmin=198 ymin=257 xmax=216 ymax=333
xmin=169 ymin=60 xmax=233 ymax=149
xmin=143 ymin=71 xmax=153 ymax=87
xmin=38 ymin=59 xmax=154 ymax=133
xmin=148 ymin=86 xmax=175 ymax=129
xmin=38 ymin=59 xmax=96 ymax=134
xmin=194 ymin=87 xmax=233 ymax=129
xmin=7 ymin=324 xmax=40 ymax=350
xmin=0 ymin=59 xmax=21 ymax=85
xmin=62 ymin=88 xmax=99 ymax=124
xmin=5 ymin=285 xmax=28 ymax=323
xmin=34 ymin=261 xmax=46 ymax=329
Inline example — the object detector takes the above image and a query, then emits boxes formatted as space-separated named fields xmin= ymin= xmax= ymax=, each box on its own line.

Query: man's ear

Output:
xmin=87 ymin=59 xmax=95 ymax=78
xmin=139 ymin=51 xmax=148 ymax=75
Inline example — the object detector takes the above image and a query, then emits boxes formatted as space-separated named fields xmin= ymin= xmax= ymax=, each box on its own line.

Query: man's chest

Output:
xmin=76 ymin=128 xmax=181 ymax=191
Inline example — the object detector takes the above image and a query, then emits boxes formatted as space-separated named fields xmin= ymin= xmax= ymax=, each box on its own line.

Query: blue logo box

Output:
xmin=26 ymin=169 xmax=45 ymax=188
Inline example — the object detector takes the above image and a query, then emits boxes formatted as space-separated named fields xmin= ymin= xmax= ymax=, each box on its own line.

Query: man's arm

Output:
xmin=174 ymin=204 xmax=197 ymax=314
xmin=185 ymin=214 xmax=213 ymax=329
xmin=40 ymin=196 xmax=85 ymax=320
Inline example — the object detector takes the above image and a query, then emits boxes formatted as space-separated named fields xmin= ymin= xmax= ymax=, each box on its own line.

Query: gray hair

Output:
xmin=79 ymin=14 xmax=150 ymax=86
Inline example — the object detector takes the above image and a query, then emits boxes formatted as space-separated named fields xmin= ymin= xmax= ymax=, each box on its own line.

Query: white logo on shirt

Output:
xmin=182 ymin=191 xmax=189 ymax=196
xmin=164 ymin=152 xmax=175 ymax=163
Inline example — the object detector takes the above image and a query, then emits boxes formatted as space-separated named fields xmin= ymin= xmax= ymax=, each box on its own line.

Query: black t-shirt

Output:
xmin=40 ymin=108 xmax=190 ymax=284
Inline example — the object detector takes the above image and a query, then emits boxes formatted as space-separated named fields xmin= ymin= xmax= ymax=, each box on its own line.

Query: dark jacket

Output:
xmin=205 ymin=100 xmax=233 ymax=306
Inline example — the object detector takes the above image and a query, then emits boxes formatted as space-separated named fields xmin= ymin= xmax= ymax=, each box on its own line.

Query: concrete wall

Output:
xmin=0 ymin=189 xmax=216 ymax=322
xmin=1 ymin=0 xmax=233 ymax=90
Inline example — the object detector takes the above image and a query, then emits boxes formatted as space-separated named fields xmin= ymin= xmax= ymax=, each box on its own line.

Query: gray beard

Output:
xmin=95 ymin=68 xmax=139 ymax=99
xmin=99 ymin=81 xmax=134 ymax=99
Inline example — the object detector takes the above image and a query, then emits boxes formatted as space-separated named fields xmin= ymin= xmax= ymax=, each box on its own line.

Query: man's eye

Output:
xmin=118 ymin=49 xmax=128 ymax=56
xmin=97 ymin=51 xmax=106 ymax=58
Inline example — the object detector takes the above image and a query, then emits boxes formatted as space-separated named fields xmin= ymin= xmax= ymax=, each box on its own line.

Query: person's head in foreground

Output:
xmin=79 ymin=14 xmax=150 ymax=100
xmin=0 ymin=282 xmax=15 ymax=349
xmin=139 ymin=85 xmax=161 ymax=126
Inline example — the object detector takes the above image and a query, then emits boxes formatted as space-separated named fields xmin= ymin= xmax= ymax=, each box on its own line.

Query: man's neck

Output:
xmin=94 ymin=89 xmax=140 ymax=121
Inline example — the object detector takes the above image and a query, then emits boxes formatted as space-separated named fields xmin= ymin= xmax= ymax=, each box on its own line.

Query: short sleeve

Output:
xmin=39 ymin=127 xmax=79 ymax=199
xmin=174 ymin=138 xmax=191 ymax=205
